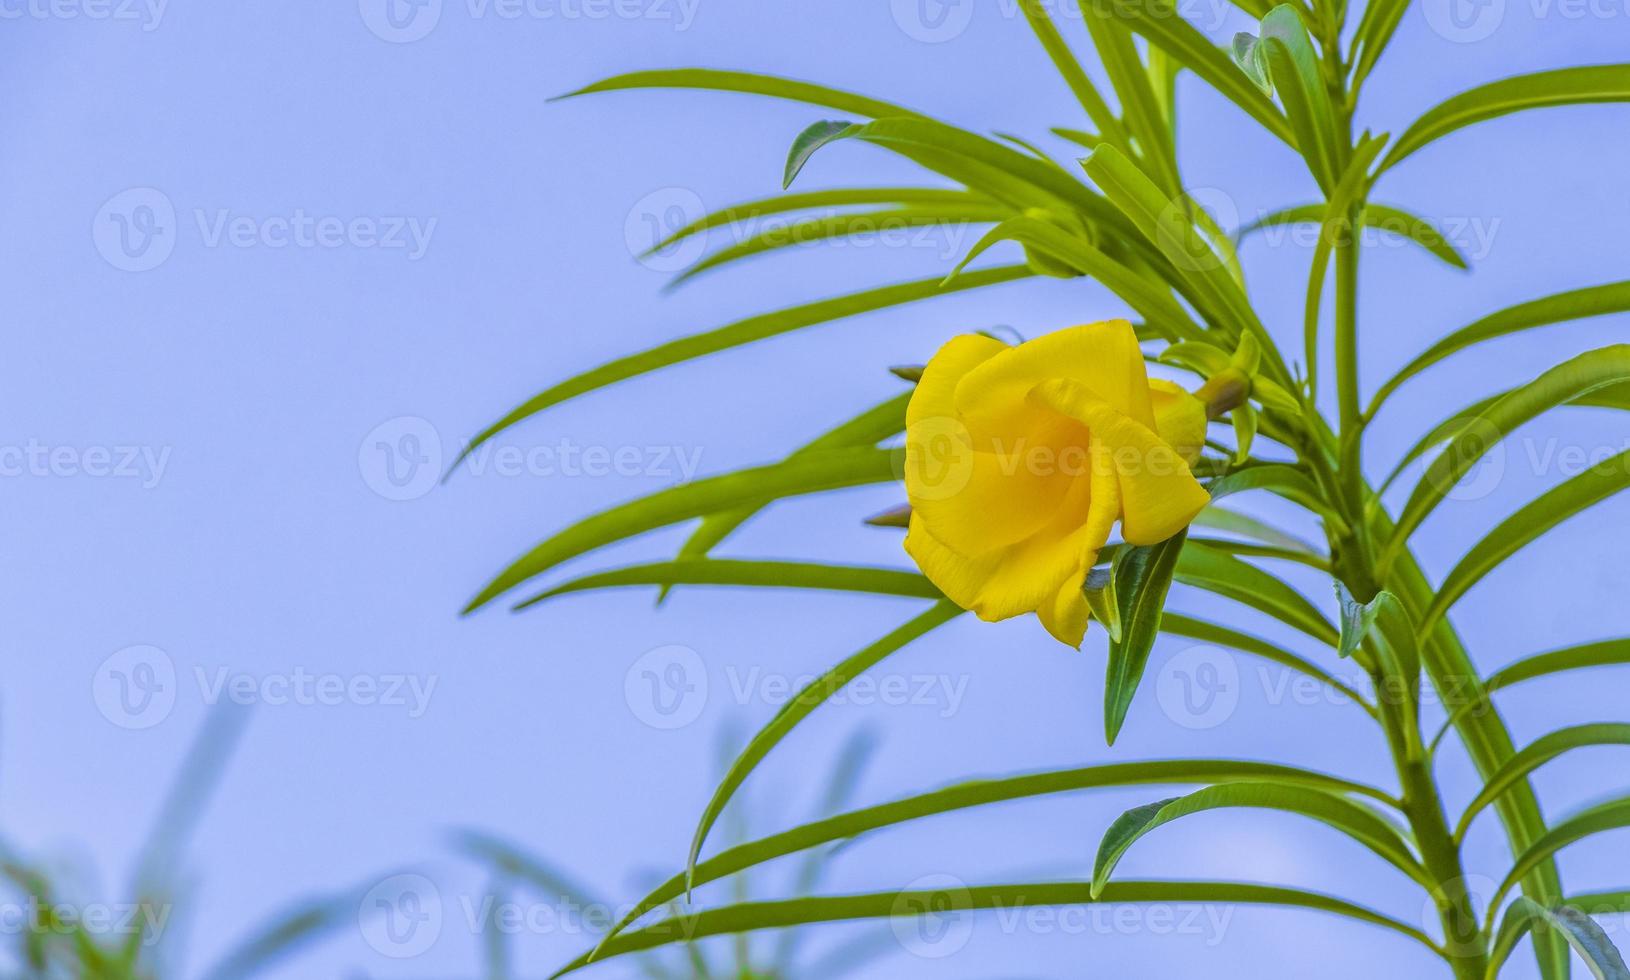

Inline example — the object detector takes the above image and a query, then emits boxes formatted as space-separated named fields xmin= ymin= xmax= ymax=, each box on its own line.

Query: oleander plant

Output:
xmin=457 ymin=2 xmax=1630 ymax=976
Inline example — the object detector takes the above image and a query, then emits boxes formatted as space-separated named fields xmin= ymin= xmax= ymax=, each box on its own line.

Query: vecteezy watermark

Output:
xmin=891 ymin=0 xmax=1239 ymax=45
xmin=0 ymin=0 xmax=166 ymax=30
xmin=92 ymin=645 xmax=438 ymax=729
xmin=0 ymin=440 xmax=170 ymax=488
xmin=359 ymin=0 xmax=699 ymax=43
xmin=357 ymin=415 xmax=706 ymax=501
xmin=93 ymin=188 xmax=436 ymax=272
xmin=1420 ymin=0 xmax=1630 ymax=43
xmin=1156 ymin=645 xmax=1242 ymax=731
xmin=624 ymin=644 xmax=709 ymax=729
xmin=892 ymin=874 xmax=975 ymax=959
xmin=621 ymin=645 xmax=972 ymax=730
xmin=360 ymin=874 xmax=443 ymax=958
xmin=0 ymin=899 xmax=172 ymax=945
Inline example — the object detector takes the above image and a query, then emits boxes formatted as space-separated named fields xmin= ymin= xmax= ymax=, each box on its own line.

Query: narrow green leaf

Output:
xmin=1457 ymin=725 xmax=1630 ymax=843
xmin=1175 ymin=541 xmax=1340 ymax=645
xmin=1349 ymin=0 xmax=1409 ymax=90
xmin=1231 ymin=404 xmax=1258 ymax=463
xmin=1489 ymin=796 xmax=1630 ymax=927
xmin=683 ymin=602 xmax=963 ymax=895
xmin=783 ymin=120 xmax=860 ymax=188
xmin=1423 ymin=448 xmax=1630 ymax=629
xmin=644 ymin=187 xmax=992 ymax=255
xmin=671 ymin=205 xmax=1009 ymax=287
xmin=465 ymin=447 xmax=902 ymax=612
xmin=563 ymin=880 xmax=1437 ymax=976
xmin=1207 ymin=464 xmax=1349 ymax=534
xmin=1258 ymin=5 xmax=1344 ymax=191
xmin=1014 ymin=0 xmax=1126 ymax=143
xmin=1192 ymin=504 xmax=1324 ymax=555
xmin=1489 ymin=899 xmax=1630 ymax=980
xmin=1092 ymin=783 xmax=1431 ymax=900
xmin=1381 ymin=65 xmax=1630 ymax=173
xmin=1084 ymin=566 xmax=1122 ymax=643
xmin=513 ymin=559 xmax=942 ymax=610
xmin=556 ymin=68 xmax=924 ymax=120
xmin=451 ymin=265 xmax=1030 ymax=470
xmin=1085 ymin=0 xmax=1293 ymax=147
xmin=586 ymin=758 xmax=1396 ymax=960
xmin=1386 ymin=344 xmax=1630 ymax=563
xmin=1370 ymin=280 xmax=1630 ymax=417
xmin=1104 ymin=530 xmax=1188 ymax=744
xmin=669 ymin=394 xmax=910 ymax=582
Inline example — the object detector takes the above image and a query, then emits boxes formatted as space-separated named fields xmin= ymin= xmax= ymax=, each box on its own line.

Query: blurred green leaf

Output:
xmin=1104 ymin=529 xmax=1188 ymax=744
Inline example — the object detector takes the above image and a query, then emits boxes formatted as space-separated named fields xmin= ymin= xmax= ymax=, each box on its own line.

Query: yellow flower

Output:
xmin=902 ymin=320 xmax=1210 ymax=648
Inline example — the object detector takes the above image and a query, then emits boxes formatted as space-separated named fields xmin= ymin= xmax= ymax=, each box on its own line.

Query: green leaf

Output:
xmin=1231 ymin=404 xmax=1258 ymax=463
xmin=1386 ymin=345 xmax=1630 ymax=563
xmin=1490 ymin=899 xmax=1630 ymax=980
xmin=1084 ymin=0 xmax=1293 ymax=147
xmin=1456 ymin=724 xmax=1630 ymax=843
xmin=1104 ymin=530 xmax=1188 ymax=744
xmin=670 ymin=204 xmax=1009 ymax=287
xmin=1369 ymin=279 xmax=1630 ymax=417
xmin=1159 ymin=340 xmax=1232 ymax=377
xmin=464 ymin=447 xmax=902 ymax=612
xmin=783 ymin=120 xmax=861 ymax=188
xmin=451 ymin=265 xmax=1031 ymax=469
xmin=1191 ymin=503 xmax=1324 ymax=555
xmin=1081 ymin=1 xmax=1181 ymax=194
xmin=1489 ymin=796 xmax=1630 ymax=927
xmin=584 ymin=752 xmax=1404 ymax=957
xmin=513 ymin=559 xmax=942 ymax=611
xmin=683 ymin=602 xmax=962 ymax=895
xmin=1335 ymin=581 xmax=1382 ymax=661
xmin=1091 ymin=784 xmax=1430 ymax=900
xmin=454 ymin=829 xmax=606 ymax=906
xmin=1348 ymin=0 xmax=1409 ymax=91
xmin=556 ymin=68 xmax=924 ymax=120
xmin=1238 ymin=202 xmax=1471 ymax=269
xmin=1082 ymin=144 xmax=1264 ymax=340
xmin=1175 ymin=541 xmax=1340 ymax=645
xmin=1083 ymin=566 xmax=1122 ymax=643
xmin=644 ymin=187 xmax=990 ymax=255
xmin=669 ymin=394 xmax=910 ymax=583
xmin=1230 ymin=33 xmax=1273 ymax=95
xmin=943 ymin=214 xmax=1206 ymax=341
xmin=1014 ymin=0 xmax=1125 ymax=143
xmin=1488 ymin=638 xmax=1630 ymax=694
xmin=564 ymin=880 xmax=1436 ymax=976
xmin=1258 ymin=5 xmax=1344 ymax=192
xmin=1380 ymin=65 xmax=1630 ymax=173
xmin=1422 ymin=448 xmax=1630 ymax=629
xmin=1207 ymin=464 xmax=1350 ymax=534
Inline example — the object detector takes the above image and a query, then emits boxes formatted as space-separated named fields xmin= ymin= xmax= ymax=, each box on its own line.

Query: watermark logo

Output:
xmin=625 ymin=187 xmax=706 ymax=272
xmin=361 ymin=874 xmax=443 ymax=958
xmin=360 ymin=416 xmax=443 ymax=501
xmin=891 ymin=0 xmax=976 ymax=42
xmin=93 ymin=188 xmax=176 ymax=272
xmin=0 ymin=0 xmax=167 ymax=30
xmin=891 ymin=873 xmax=974 ymax=958
xmin=93 ymin=645 xmax=177 ymax=730
xmin=1422 ymin=0 xmax=1506 ymax=42
xmin=359 ymin=0 xmax=444 ymax=41
xmin=1156 ymin=645 xmax=1240 ymax=730
xmin=901 ymin=416 xmax=975 ymax=502
xmin=624 ymin=644 xmax=708 ymax=729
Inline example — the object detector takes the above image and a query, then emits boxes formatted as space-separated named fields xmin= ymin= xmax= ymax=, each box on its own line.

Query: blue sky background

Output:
xmin=2 ymin=1 xmax=1628 ymax=976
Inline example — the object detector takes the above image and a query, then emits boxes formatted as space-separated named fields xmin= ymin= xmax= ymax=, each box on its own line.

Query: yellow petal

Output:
xmin=1030 ymin=379 xmax=1210 ymax=545
xmin=1033 ymin=443 xmax=1121 ymax=647
xmin=953 ymin=320 xmax=1158 ymax=433
xmin=906 ymin=333 xmax=1082 ymax=554
xmin=905 ymin=461 xmax=1105 ymax=624
xmin=1148 ymin=378 xmax=1209 ymax=465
